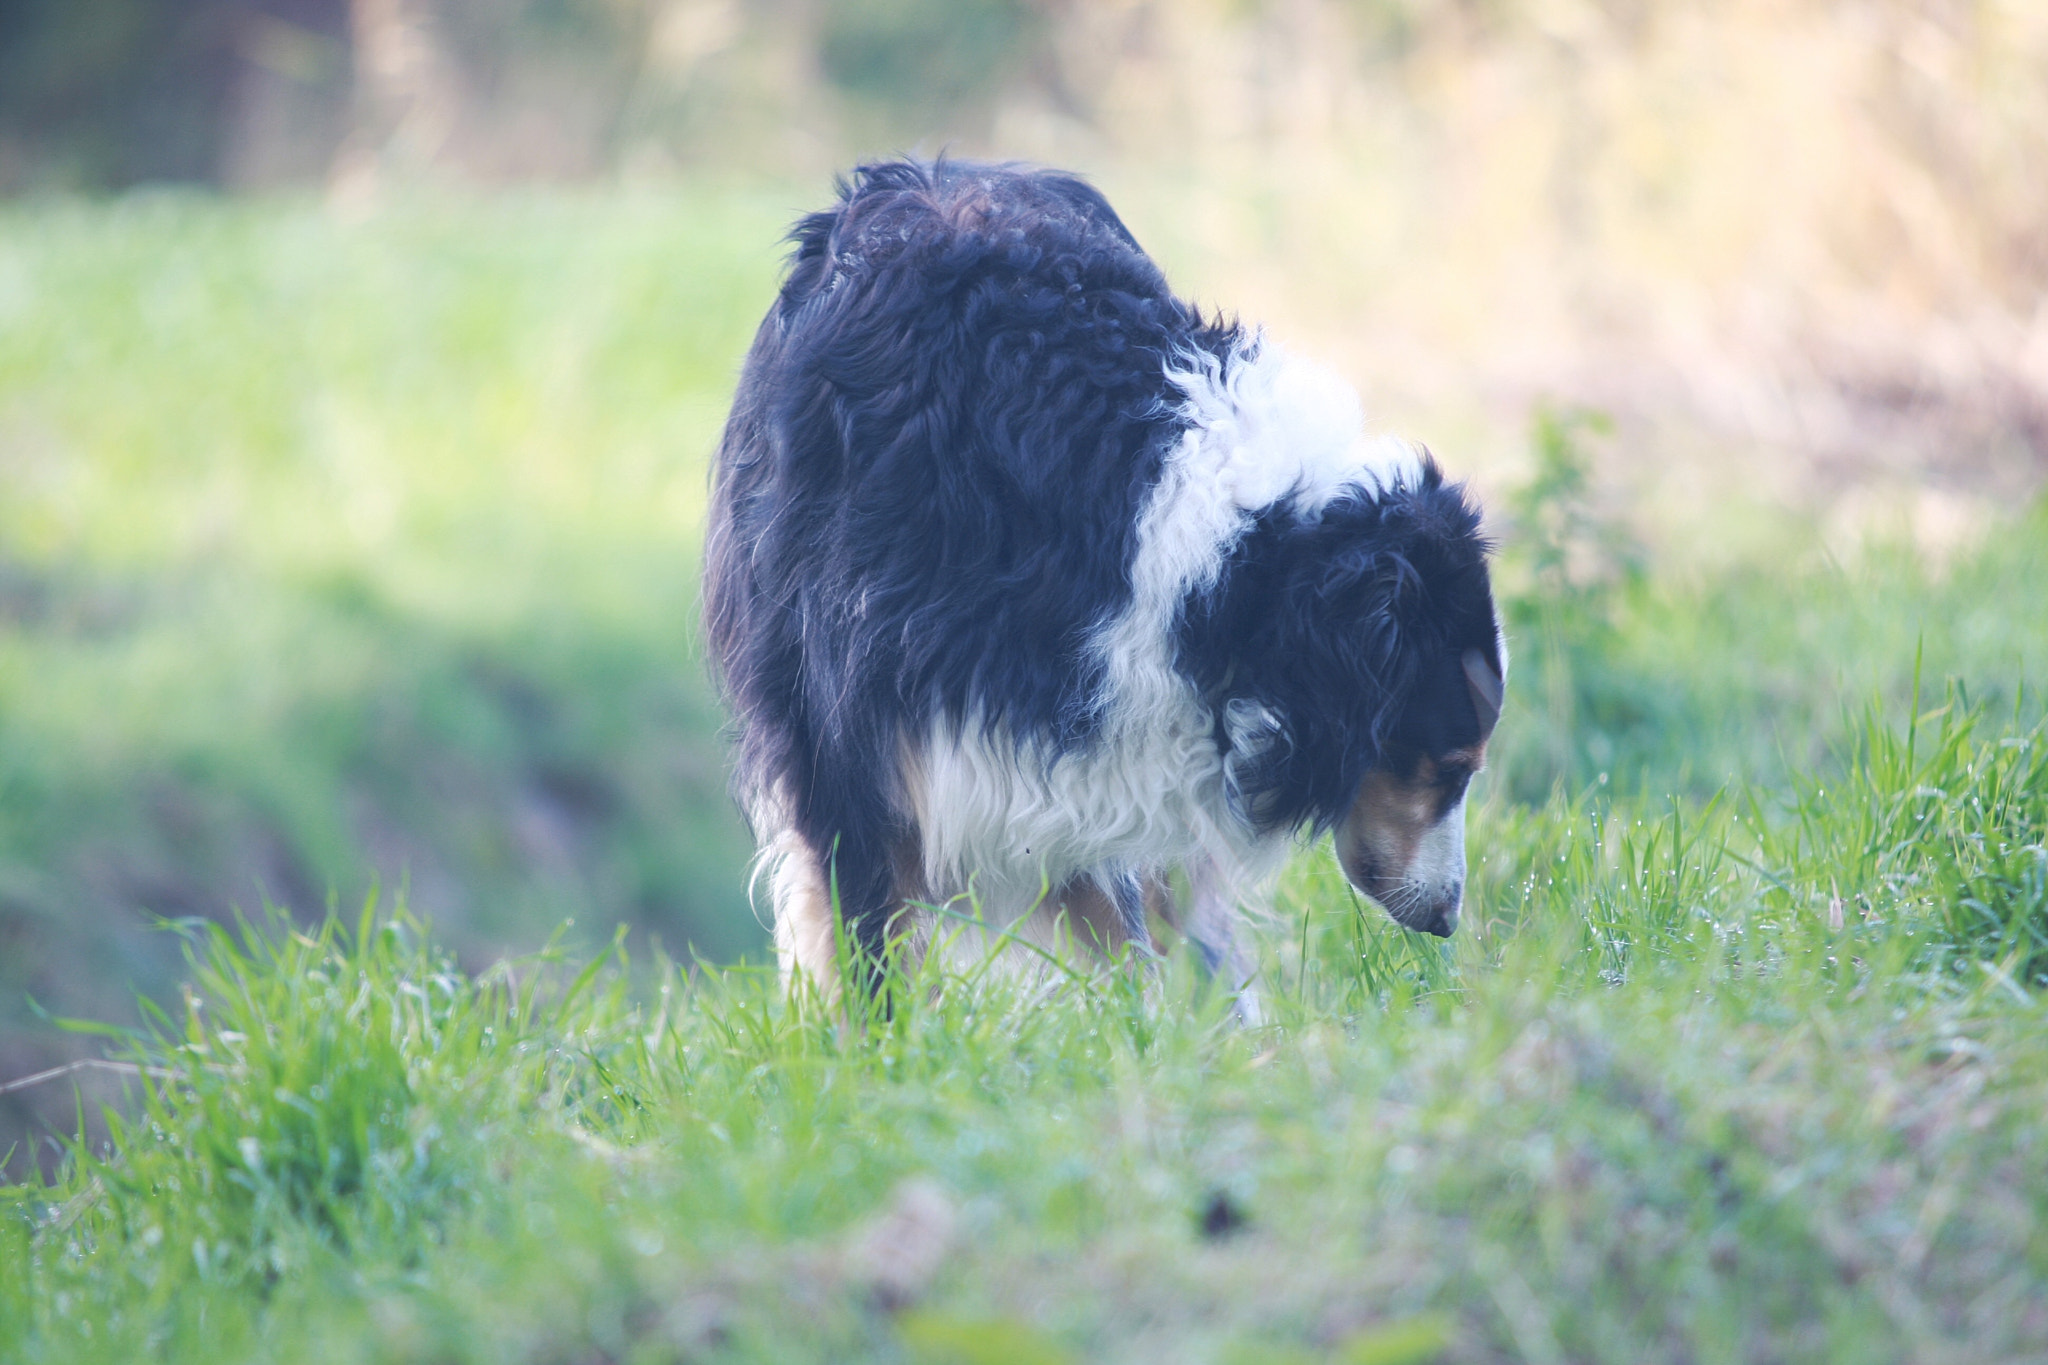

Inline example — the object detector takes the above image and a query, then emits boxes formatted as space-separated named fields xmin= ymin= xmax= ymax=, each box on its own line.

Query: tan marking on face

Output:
xmin=1338 ymin=761 xmax=1441 ymax=888
xmin=1335 ymin=755 xmax=1473 ymax=935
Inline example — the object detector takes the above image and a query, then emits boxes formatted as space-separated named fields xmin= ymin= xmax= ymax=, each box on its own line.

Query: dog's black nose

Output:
xmin=1418 ymin=883 xmax=1463 ymax=937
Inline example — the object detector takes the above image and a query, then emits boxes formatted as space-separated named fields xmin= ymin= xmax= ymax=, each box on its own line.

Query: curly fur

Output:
xmin=704 ymin=157 xmax=1502 ymax=996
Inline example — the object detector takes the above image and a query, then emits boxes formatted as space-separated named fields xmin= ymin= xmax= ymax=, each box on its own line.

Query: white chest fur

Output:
xmin=901 ymin=338 xmax=1419 ymax=923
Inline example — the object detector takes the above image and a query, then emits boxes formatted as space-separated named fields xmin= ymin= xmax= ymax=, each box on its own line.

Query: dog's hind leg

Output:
xmin=767 ymin=826 xmax=840 ymax=999
xmin=768 ymin=821 xmax=917 ymax=1004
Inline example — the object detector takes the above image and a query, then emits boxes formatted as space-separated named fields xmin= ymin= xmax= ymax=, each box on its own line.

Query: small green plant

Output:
xmin=1496 ymin=405 xmax=1654 ymax=799
xmin=1506 ymin=406 xmax=1637 ymax=609
xmin=38 ymin=904 xmax=562 ymax=1286
xmin=1748 ymin=682 xmax=2048 ymax=989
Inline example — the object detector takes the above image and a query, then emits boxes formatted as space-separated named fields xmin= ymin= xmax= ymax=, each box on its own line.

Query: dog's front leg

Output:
xmin=1185 ymin=853 xmax=1264 ymax=1026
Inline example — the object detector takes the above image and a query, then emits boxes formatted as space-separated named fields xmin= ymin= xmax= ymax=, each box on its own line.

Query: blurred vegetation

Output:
xmin=818 ymin=0 xmax=1043 ymax=129
xmin=1486 ymin=405 xmax=2048 ymax=802
xmin=0 ymin=192 xmax=801 ymax=1167
xmin=9 ymin=2 xmax=2046 ymax=509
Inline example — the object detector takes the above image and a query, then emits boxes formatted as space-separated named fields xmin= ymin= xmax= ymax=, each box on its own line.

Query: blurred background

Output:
xmin=3 ymin=0 xmax=2046 ymax=1174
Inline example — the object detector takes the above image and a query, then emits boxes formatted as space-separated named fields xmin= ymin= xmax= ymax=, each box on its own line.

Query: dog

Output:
xmin=705 ymin=158 xmax=1504 ymax=1010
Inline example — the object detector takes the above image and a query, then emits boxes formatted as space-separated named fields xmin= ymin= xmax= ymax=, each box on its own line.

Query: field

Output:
xmin=0 ymin=189 xmax=787 ymax=1151
xmin=3 ymin=192 xmax=2048 ymax=1363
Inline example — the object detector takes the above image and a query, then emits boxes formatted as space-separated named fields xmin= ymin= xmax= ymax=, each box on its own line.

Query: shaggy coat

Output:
xmin=705 ymin=159 xmax=1503 ymax=1002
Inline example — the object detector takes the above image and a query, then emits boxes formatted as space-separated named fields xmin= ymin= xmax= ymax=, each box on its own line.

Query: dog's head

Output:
xmin=1189 ymin=459 xmax=1503 ymax=936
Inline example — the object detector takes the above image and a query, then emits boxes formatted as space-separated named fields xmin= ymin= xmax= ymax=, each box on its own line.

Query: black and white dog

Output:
xmin=706 ymin=159 xmax=1504 ymax=1006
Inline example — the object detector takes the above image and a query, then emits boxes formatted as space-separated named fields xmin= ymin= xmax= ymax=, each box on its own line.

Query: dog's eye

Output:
xmin=1431 ymin=757 xmax=1478 ymax=803
xmin=1432 ymin=745 xmax=1487 ymax=782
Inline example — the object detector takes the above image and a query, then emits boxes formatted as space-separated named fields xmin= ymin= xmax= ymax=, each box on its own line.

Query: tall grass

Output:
xmin=5 ymin=681 xmax=2045 ymax=1362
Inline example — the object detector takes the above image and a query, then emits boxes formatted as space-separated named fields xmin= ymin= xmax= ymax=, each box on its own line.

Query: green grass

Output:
xmin=3 ymin=191 xmax=2048 ymax=1361
xmin=3 ymin=687 xmax=2045 ymax=1362
xmin=0 ymin=189 xmax=803 ymax=1128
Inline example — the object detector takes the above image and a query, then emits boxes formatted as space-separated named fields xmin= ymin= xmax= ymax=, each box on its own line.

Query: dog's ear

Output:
xmin=1219 ymin=695 xmax=1292 ymax=830
xmin=1462 ymin=647 xmax=1503 ymax=735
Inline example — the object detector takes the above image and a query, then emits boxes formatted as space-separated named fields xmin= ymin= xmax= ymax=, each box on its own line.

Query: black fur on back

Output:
xmin=704 ymin=157 xmax=1238 ymax=962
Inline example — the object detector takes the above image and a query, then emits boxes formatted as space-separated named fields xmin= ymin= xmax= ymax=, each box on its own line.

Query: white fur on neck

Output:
xmin=1161 ymin=334 xmax=1423 ymax=516
xmin=904 ymin=335 xmax=1413 ymax=922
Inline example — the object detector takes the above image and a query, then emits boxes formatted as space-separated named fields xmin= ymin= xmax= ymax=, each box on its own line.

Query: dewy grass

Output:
xmin=1762 ymin=689 xmax=2048 ymax=991
xmin=5 ymin=696 xmax=2048 ymax=1363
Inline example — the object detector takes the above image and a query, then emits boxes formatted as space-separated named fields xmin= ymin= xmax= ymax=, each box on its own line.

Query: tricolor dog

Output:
xmin=705 ymin=158 xmax=1504 ymax=1011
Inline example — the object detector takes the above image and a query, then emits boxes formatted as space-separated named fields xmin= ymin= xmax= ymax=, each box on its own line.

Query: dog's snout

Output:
xmin=1385 ymin=879 xmax=1460 ymax=937
xmin=1344 ymin=866 xmax=1465 ymax=938
xmin=1337 ymin=769 xmax=1474 ymax=939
